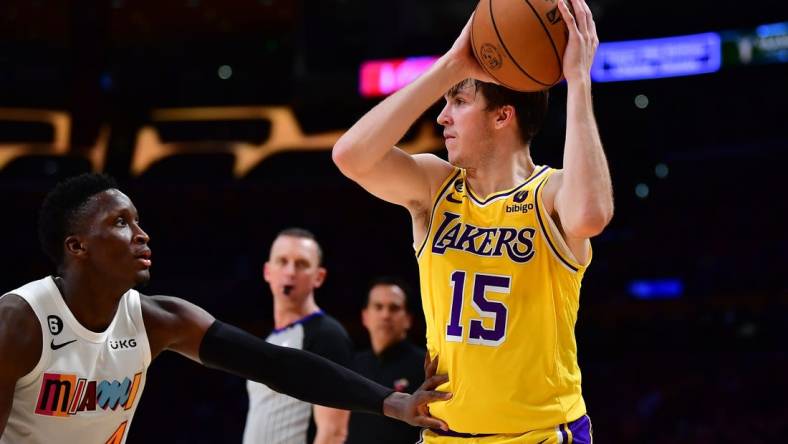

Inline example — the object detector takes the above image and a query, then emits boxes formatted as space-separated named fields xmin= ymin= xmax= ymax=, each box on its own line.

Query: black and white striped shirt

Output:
xmin=242 ymin=311 xmax=353 ymax=444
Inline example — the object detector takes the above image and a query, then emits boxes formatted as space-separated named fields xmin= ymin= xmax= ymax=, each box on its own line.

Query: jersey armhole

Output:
xmin=534 ymin=173 xmax=590 ymax=273
xmin=415 ymin=168 xmax=462 ymax=258
xmin=130 ymin=291 xmax=153 ymax=368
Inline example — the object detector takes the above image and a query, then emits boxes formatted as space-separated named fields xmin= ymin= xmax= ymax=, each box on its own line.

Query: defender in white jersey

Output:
xmin=1 ymin=277 xmax=149 ymax=444
xmin=0 ymin=174 xmax=453 ymax=444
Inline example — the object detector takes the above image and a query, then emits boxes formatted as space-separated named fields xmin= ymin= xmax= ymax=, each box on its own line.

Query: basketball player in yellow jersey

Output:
xmin=333 ymin=0 xmax=611 ymax=442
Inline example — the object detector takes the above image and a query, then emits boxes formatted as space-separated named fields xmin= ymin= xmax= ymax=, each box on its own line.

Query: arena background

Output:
xmin=1 ymin=1 xmax=786 ymax=442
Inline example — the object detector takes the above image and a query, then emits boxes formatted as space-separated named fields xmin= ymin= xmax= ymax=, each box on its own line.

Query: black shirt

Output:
xmin=346 ymin=340 xmax=425 ymax=444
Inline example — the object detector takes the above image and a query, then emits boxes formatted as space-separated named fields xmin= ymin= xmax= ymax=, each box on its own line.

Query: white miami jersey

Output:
xmin=1 ymin=276 xmax=151 ymax=444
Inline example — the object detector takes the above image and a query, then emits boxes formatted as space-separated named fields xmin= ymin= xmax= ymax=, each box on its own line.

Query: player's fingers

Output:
xmin=557 ymin=0 xmax=579 ymax=36
xmin=421 ymin=374 xmax=449 ymax=391
xmin=420 ymin=389 xmax=452 ymax=402
xmin=463 ymin=12 xmax=475 ymax=32
xmin=413 ymin=415 xmax=449 ymax=431
xmin=586 ymin=4 xmax=599 ymax=47
xmin=582 ymin=1 xmax=597 ymax=43
xmin=425 ymin=354 xmax=439 ymax=378
xmin=423 ymin=351 xmax=431 ymax=374
xmin=569 ymin=0 xmax=588 ymax=36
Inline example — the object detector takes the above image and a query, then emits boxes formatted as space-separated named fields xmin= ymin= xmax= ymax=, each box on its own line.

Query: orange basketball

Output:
xmin=471 ymin=0 xmax=572 ymax=91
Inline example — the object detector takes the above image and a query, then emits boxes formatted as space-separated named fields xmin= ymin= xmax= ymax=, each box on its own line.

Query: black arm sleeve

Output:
xmin=198 ymin=320 xmax=395 ymax=415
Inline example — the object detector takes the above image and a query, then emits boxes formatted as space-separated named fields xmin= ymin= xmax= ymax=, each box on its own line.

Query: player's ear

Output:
xmin=494 ymin=105 xmax=515 ymax=129
xmin=64 ymin=235 xmax=86 ymax=258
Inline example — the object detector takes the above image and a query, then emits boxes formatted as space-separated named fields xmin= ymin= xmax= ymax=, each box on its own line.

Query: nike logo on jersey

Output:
xmin=446 ymin=193 xmax=463 ymax=204
xmin=50 ymin=339 xmax=77 ymax=350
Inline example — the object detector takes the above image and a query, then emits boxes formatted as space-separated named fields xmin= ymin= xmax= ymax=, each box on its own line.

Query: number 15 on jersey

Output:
xmin=446 ymin=271 xmax=511 ymax=346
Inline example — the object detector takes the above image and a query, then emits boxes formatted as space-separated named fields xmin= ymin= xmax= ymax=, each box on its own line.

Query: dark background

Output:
xmin=1 ymin=1 xmax=787 ymax=442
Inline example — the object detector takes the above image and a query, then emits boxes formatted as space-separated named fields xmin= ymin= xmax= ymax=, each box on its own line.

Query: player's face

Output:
xmin=362 ymin=284 xmax=411 ymax=349
xmin=264 ymin=236 xmax=326 ymax=302
xmin=437 ymin=84 xmax=495 ymax=168
xmin=73 ymin=190 xmax=152 ymax=288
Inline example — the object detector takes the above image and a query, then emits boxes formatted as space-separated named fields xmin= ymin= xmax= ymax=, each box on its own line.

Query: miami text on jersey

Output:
xmin=35 ymin=372 xmax=143 ymax=417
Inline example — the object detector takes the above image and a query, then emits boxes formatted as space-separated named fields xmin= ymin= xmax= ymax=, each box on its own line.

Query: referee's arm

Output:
xmin=313 ymin=407 xmax=349 ymax=444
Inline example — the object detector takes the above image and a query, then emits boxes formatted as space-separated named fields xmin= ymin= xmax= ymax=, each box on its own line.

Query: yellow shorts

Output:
xmin=418 ymin=415 xmax=592 ymax=444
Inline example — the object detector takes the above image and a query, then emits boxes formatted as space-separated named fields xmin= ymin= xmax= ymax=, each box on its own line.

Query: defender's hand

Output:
xmin=383 ymin=355 xmax=451 ymax=430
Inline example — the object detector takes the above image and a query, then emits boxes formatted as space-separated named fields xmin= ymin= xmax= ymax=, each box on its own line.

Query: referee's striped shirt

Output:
xmin=243 ymin=311 xmax=353 ymax=444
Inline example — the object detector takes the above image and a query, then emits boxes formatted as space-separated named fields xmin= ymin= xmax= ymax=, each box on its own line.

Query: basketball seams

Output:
xmin=488 ymin=0 xmax=553 ymax=88
xmin=521 ymin=0 xmax=564 ymax=84
xmin=471 ymin=3 xmax=527 ymax=91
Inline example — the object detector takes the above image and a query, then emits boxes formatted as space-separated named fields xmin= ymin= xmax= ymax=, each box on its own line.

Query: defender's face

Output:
xmin=362 ymin=284 xmax=411 ymax=348
xmin=437 ymin=85 xmax=494 ymax=168
xmin=264 ymin=235 xmax=325 ymax=302
xmin=76 ymin=190 xmax=152 ymax=287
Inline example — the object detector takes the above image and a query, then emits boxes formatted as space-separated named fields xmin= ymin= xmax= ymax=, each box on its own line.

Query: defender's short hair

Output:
xmin=38 ymin=173 xmax=118 ymax=267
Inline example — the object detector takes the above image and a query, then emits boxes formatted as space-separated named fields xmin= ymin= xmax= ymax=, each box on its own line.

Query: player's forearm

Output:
xmin=559 ymin=80 xmax=614 ymax=236
xmin=333 ymin=56 xmax=465 ymax=177
xmin=199 ymin=321 xmax=394 ymax=414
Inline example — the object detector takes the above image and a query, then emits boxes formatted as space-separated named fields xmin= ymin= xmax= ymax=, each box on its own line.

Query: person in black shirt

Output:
xmin=347 ymin=277 xmax=426 ymax=444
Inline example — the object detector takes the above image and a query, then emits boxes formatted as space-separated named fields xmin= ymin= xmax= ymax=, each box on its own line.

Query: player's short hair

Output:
xmin=38 ymin=173 xmax=118 ymax=267
xmin=366 ymin=276 xmax=412 ymax=311
xmin=274 ymin=227 xmax=323 ymax=264
xmin=448 ymin=79 xmax=549 ymax=145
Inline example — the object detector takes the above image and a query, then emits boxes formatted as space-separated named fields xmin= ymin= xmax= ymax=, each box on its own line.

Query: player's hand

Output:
xmin=383 ymin=355 xmax=451 ymax=430
xmin=557 ymin=0 xmax=598 ymax=84
xmin=444 ymin=14 xmax=498 ymax=84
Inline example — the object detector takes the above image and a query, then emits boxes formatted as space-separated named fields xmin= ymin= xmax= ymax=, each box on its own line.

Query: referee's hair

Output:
xmin=366 ymin=276 xmax=413 ymax=311
xmin=274 ymin=227 xmax=323 ymax=264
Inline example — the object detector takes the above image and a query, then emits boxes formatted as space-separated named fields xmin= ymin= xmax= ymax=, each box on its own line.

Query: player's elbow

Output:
xmin=331 ymin=140 xmax=363 ymax=179
xmin=563 ymin=205 xmax=613 ymax=239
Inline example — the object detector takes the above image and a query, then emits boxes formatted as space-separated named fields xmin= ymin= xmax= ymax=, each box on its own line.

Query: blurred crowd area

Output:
xmin=1 ymin=0 xmax=787 ymax=442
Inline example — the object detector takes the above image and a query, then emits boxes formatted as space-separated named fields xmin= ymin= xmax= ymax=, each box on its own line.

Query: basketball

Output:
xmin=471 ymin=0 xmax=573 ymax=91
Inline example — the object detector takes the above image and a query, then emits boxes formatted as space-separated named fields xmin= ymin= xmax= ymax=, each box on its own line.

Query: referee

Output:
xmin=244 ymin=228 xmax=353 ymax=444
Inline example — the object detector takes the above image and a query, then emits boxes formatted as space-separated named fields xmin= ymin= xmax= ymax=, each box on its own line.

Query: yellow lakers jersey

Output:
xmin=416 ymin=166 xmax=589 ymax=434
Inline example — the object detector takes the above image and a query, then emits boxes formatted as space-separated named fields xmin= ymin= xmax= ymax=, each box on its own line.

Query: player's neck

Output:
xmin=273 ymin=295 xmax=321 ymax=329
xmin=465 ymin=148 xmax=534 ymax=198
xmin=54 ymin=273 xmax=126 ymax=333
